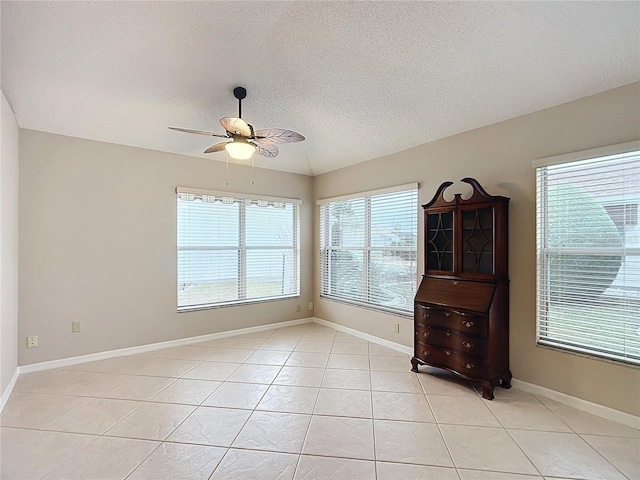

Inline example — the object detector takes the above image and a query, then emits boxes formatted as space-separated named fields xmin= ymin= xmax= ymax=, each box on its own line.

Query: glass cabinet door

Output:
xmin=425 ymin=210 xmax=455 ymax=273
xmin=461 ymin=206 xmax=494 ymax=275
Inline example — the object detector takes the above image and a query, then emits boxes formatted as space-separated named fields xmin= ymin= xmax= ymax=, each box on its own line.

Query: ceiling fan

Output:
xmin=169 ymin=87 xmax=305 ymax=160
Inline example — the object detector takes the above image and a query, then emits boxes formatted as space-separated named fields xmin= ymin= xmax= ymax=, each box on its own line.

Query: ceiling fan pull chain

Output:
xmin=225 ymin=153 xmax=230 ymax=187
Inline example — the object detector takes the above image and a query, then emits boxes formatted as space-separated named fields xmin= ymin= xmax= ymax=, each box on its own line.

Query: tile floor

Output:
xmin=1 ymin=323 xmax=638 ymax=480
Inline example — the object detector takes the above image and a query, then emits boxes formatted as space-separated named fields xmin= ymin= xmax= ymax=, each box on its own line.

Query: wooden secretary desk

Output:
xmin=411 ymin=178 xmax=511 ymax=400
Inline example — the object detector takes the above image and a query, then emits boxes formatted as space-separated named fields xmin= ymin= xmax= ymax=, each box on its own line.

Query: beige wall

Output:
xmin=314 ymin=82 xmax=640 ymax=416
xmin=1 ymin=91 xmax=20 ymax=395
xmin=18 ymin=131 xmax=314 ymax=365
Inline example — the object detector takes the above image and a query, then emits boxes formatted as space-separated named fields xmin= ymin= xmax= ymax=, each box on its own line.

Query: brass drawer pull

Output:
xmin=453 ymin=281 xmax=459 ymax=286
xmin=423 ymin=332 xmax=429 ymax=338
xmin=423 ymin=350 xmax=430 ymax=357
xmin=462 ymin=320 xmax=474 ymax=328
xmin=465 ymin=363 xmax=474 ymax=369
xmin=445 ymin=350 xmax=451 ymax=356
xmin=444 ymin=311 xmax=450 ymax=317
xmin=445 ymin=331 xmax=452 ymax=337
xmin=463 ymin=341 xmax=473 ymax=349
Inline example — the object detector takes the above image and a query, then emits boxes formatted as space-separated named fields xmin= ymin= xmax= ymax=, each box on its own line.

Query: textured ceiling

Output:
xmin=2 ymin=1 xmax=639 ymax=176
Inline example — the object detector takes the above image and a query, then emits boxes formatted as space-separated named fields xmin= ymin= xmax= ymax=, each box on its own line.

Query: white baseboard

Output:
xmin=311 ymin=317 xmax=412 ymax=355
xmin=0 ymin=368 xmax=19 ymax=413
xmin=18 ymin=318 xmax=313 ymax=375
xmin=512 ymin=379 xmax=640 ymax=430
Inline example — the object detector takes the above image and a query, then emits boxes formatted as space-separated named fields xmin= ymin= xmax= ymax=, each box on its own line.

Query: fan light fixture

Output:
xmin=225 ymin=138 xmax=255 ymax=160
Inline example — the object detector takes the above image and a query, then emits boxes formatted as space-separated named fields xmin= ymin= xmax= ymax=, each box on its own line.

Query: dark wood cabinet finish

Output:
xmin=411 ymin=178 xmax=511 ymax=400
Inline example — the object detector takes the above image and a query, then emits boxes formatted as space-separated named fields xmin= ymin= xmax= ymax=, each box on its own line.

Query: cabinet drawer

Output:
xmin=415 ymin=304 xmax=487 ymax=337
xmin=415 ymin=324 xmax=487 ymax=356
xmin=414 ymin=343 xmax=487 ymax=377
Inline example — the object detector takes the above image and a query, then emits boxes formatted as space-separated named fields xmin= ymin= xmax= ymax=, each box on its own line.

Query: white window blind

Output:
xmin=177 ymin=188 xmax=300 ymax=311
xmin=535 ymin=145 xmax=640 ymax=365
xmin=319 ymin=184 xmax=418 ymax=315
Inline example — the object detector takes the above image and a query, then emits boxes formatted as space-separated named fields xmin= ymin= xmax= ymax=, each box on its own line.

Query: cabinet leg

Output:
xmin=499 ymin=370 xmax=512 ymax=389
xmin=480 ymin=383 xmax=495 ymax=400
xmin=410 ymin=357 xmax=420 ymax=373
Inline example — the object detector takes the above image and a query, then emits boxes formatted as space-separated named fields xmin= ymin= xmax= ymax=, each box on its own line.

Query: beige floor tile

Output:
xmin=1 ymin=430 xmax=96 ymax=480
xmin=201 ymin=337 xmax=265 ymax=349
xmin=202 ymin=382 xmax=269 ymax=409
xmin=331 ymin=342 xmax=369 ymax=355
xmin=300 ymin=331 xmax=337 ymax=342
xmin=294 ymin=341 xmax=334 ymax=353
xmin=483 ymin=394 xmax=572 ymax=432
xmin=372 ymin=391 xmax=435 ymax=422
xmin=244 ymin=349 xmax=291 ymax=365
xmin=0 ymin=392 xmax=91 ymax=429
xmin=127 ymin=442 xmax=227 ymax=480
xmin=510 ymin=429 xmax=628 ymax=479
xmin=150 ymin=378 xmax=221 ymax=405
xmin=41 ymin=436 xmax=159 ymax=480
xmin=582 ymin=434 xmax=640 ymax=480
xmin=273 ymin=366 xmax=325 ymax=387
xmin=314 ymin=388 xmax=372 ymax=418
xmin=205 ymin=347 xmax=254 ymax=363
xmin=135 ymin=358 xmax=201 ymax=378
xmin=210 ymin=448 xmax=298 ymax=480
xmin=233 ymin=411 xmax=311 ymax=453
xmin=285 ymin=352 xmax=330 ymax=368
xmin=294 ymin=455 xmax=376 ymax=480
xmin=537 ymin=398 xmax=640 ymax=438
xmin=376 ymin=461 xmax=459 ymax=479
xmin=226 ymin=364 xmax=282 ymax=384
xmin=15 ymin=370 xmax=130 ymax=396
xmin=327 ymin=353 xmax=370 ymax=370
xmin=302 ymin=415 xmax=375 ymax=460
xmin=166 ymin=406 xmax=251 ymax=446
xmin=257 ymin=385 xmax=320 ymax=414
xmin=144 ymin=345 xmax=217 ymax=361
xmin=416 ymin=368 xmax=478 ymax=396
xmin=181 ymin=361 xmax=239 ymax=381
xmin=321 ymin=368 xmax=371 ymax=390
xmin=61 ymin=355 xmax=155 ymax=374
xmin=457 ymin=469 xmax=544 ymax=479
xmin=374 ymin=420 xmax=453 ymax=466
xmin=102 ymin=375 xmax=175 ymax=400
xmin=104 ymin=402 xmax=195 ymax=440
xmin=335 ymin=332 xmax=367 ymax=343
xmin=369 ymin=355 xmax=413 ymax=372
xmin=258 ymin=338 xmax=299 ymax=351
xmin=371 ymin=371 xmax=424 ymax=394
xmin=429 ymin=395 xmax=501 ymax=427
xmin=440 ymin=424 xmax=538 ymax=475
xmin=45 ymin=397 xmax=142 ymax=434
xmin=368 ymin=343 xmax=409 ymax=357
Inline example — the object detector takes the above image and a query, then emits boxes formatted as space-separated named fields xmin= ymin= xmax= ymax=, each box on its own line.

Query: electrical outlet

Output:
xmin=27 ymin=336 xmax=38 ymax=348
xmin=296 ymin=304 xmax=301 ymax=312
xmin=72 ymin=321 xmax=82 ymax=333
xmin=393 ymin=323 xmax=400 ymax=334
xmin=308 ymin=302 xmax=314 ymax=310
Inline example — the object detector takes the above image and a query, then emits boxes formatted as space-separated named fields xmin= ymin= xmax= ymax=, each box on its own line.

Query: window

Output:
xmin=177 ymin=188 xmax=300 ymax=310
xmin=535 ymin=142 xmax=640 ymax=365
xmin=319 ymin=184 xmax=418 ymax=315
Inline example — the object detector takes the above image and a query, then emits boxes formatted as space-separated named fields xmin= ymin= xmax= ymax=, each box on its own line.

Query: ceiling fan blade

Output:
xmin=255 ymin=142 xmax=279 ymax=158
xmin=168 ymin=126 xmax=228 ymax=138
xmin=254 ymin=129 xmax=305 ymax=144
xmin=204 ymin=141 xmax=230 ymax=154
xmin=220 ymin=117 xmax=254 ymax=137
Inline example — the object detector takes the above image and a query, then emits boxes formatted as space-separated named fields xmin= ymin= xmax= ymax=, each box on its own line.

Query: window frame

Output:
xmin=534 ymin=141 xmax=640 ymax=366
xmin=318 ymin=183 xmax=419 ymax=316
xmin=176 ymin=187 xmax=301 ymax=312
